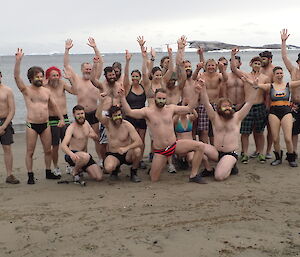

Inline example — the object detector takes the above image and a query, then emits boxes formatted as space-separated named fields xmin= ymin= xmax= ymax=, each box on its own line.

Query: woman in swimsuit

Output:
xmin=123 ymin=50 xmax=148 ymax=168
xmin=252 ymin=66 xmax=300 ymax=167
xmin=174 ymin=109 xmax=198 ymax=168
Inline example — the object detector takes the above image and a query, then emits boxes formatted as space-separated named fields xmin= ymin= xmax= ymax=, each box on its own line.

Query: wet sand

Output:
xmin=0 ymin=132 xmax=300 ymax=257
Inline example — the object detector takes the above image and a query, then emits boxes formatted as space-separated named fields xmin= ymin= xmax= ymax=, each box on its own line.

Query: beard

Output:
xmin=217 ymin=109 xmax=234 ymax=119
xmin=48 ymin=78 xmax=59 ymax=87
xmin=155 ymin=100 xmax=166 ymax=108
xmin=75 ymin=117 xmax=85 ymax=125
xmin=186 ymin=69 xmax=192 ymax=78
xmin=33 ymin=80 xmax=43 ymax=87
xmin=112 ymin=118 xmax=122 ymax=126
xmin=106 ymin=77 xmax=116 ymax=85
xmin=82 ymin=73 xmax=91 ymax=80
xmin=115 ymin=72 xmax=121 ymax=80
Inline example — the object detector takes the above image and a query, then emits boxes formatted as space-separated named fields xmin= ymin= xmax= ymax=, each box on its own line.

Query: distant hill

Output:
xmin=188 ymin=41 xmax=300 ymax=51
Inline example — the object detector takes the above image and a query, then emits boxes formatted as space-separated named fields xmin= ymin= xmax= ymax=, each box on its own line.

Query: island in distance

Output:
xmin=187 ymin=41 xmax=300 ymax=51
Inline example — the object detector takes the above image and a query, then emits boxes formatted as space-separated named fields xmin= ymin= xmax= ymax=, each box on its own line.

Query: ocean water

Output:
xmin=0 ymin=50 xmax=299 ymax=131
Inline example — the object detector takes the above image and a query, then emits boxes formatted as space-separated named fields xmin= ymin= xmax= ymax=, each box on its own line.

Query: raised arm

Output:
xmin=90 ymin=56 xmax=104 ymax=90
xmin=119 ymin=89 xmax=146 ymax=119
xmin=63 ymin=39 xmax=77 ymax=80
xmin=87 ymin=37 xmax=103 ymax=79
xmin=192 ymin=62 xmax=204 ymax=81
xmin=137 ymin=36 xmax=151 ymax=90
xmin=177 ymin=61 xmax=187 ymax=90
xmin=62 ymin=69 xmax=77 ymax=95
xmin=0 ymin=88 xmax=15 ymax=136
xmin=198 ymin=80 xmax=217 ymax=122
xmin=148 ymin=47 xmax=156 ymax=73
xmin=218 ymin=62 xmax=228 ymax=82
xmin=280 ymin=29 xmax=295 ymax=74
xmin=123 ymin=50 xmax=132 ymax=95
xmin=163 ymin=45 xmax=175 ymax=84
xmin=95 ymin=94 xmax=109 ymax=126
xmin=230 ymin=48 xmax=246 ymax=79
xmin=14 ymin=48 xmax=27 ymax=93
xmin=197 ymin=47 xmax=205 ymax=63
xmin=176 ymin=36 xmax=187 ymax=84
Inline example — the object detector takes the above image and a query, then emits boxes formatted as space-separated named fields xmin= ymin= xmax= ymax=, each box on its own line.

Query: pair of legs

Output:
xmin=203 ymin=144 xmax=237 ymax=181
xmin=241 ymin=131 xmax=265 ymax=155
xmin=269 ymin=113 xmax=293 ymax=153
xmin=252 ymin=122 xmax=272 ymax=156
xmin=51 ymin=124 xmax=68 ymax=169
xmin=104 ymin=147 xmax=142 ymax=173
xmin=2 ymin=144 xmax=13 ymax=176
xmin=26 ymin=126 xmax=52 ymax=172
xmin=150 ymin=140 xmax=204 ymax=182
xmin=70 ymin=151 xmax=103 ymax=181
xmin=136 ymin=128 xmax=146 ymax=158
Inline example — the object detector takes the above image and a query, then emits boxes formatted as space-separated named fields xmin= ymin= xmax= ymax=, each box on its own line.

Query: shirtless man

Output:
xmin=91 ymin=59 xmax=123 ymax=160
xmin=258 ymin=50 xmax=274 ymax=159
xmin=64 ymin=38 xmax=103 ymax=163
xmin=96 ymin=98 xmax=142 ymax=182
xmin=44 ymin=66 xmax=76 ymax=175
xmin=281 ymin=28 xmax=300 ymax=154
xmin=121 ymin=87 xmax=206 ymax=183
xmin=227 ymin=55 xmax=245 ymax=110
xmin=0 ymin=71 xmax=19 ymax=184
xmin=230 ymin=48 xmax=269 ymax=164
xmin=61 ymin=105 xmax=103 ymax=181
xmin=199 ymin=78 xmax=257 ymax=181
xmin=14 ymin=48 xmax=65 ymax=184
xmin=194 ymin=59 xmax=228 ymax=144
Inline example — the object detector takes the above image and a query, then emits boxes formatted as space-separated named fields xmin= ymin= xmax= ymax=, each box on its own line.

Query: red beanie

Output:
xmin=46 ymin=66 xmax=62 ymax=79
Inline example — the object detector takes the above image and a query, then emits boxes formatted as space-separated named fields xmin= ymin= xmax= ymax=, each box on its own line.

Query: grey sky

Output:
xmin=1 ymin=0 xmax=299 ymax=55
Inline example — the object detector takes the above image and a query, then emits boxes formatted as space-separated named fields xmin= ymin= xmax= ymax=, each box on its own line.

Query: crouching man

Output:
xmin=61 ymin=105 xmax=103 ymax=181
xmin=96 ymin=94 xmax=143 ymax=182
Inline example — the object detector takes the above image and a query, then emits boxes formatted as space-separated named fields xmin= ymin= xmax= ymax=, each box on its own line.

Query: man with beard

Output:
xmin=193 ymin=59 xmax=228 ymax=145
xmin=90 ymin=61 xmax=123 ymax=163
xmin=14 ymin=48 xmax=65 ymax=184
xmin=64 ymin=38 xmax=103 ymax=164
xmin=44 ymin=66 xmax=77 ymax=176
xmin=112 ymin=62 xmax=123 ymax=85
xmin=230 ymin=48 xmax=269 ymax=164
xmin=61 ymin=105 xmax=103 ymax=181
xmin=199 ymin=78 xmax=257 ymax=181
xmin=120 ymin=87 xmax=206 ymax=183
xmin=281 ymin=29 xmax=300 ymax=155
xmin=0 ymin=71 xmax=20 ymax=184
xmin=96 ymin=98 xmax=142 ymax=182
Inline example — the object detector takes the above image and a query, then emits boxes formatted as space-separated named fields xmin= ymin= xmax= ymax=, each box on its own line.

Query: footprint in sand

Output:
xmin=246 ymin=173 xmax=260 ymax=183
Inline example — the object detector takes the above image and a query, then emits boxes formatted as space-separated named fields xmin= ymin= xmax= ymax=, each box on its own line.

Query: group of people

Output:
xmin=1 ymin=29 xmax=299 ymax=185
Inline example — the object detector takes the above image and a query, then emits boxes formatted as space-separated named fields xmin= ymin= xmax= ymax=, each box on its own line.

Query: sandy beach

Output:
xmin=0 ymin=132 xmax=300 ymax=257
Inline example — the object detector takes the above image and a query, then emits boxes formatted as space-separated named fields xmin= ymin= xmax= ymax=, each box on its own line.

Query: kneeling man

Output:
xmin=199 ymin=79 xmax=257 ymax=181
xmin=96 ymin=96 xmax=143 ymax=182
xmin=61 ymin=105 xmax=103 ymax=181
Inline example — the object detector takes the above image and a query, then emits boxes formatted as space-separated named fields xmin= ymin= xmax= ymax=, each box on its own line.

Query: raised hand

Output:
xmin=177 ymin=35 xmax=187 ymax=49
xmin=196 ymin=62 xmax=204 ymax=70
xmin=231 ymin=47 xmax=239 ymax=56
xmin=93 ymin=56 xmax=101 ymax=63
xmin=167 ymin=44 xmax=172 ymax=56
xmin=137 ymin=36 xmax=146 ymax=47
xmin=87 ymin=37 xmax=97 ymax=48
xmin=280 ymin=29 xmax=290 ymax=42
xmin=15 ymin=48 xmax=24 ymax=61
xmin=65 ymin=39 xmax=73 ymax=50
xmin=195 ymin=78 xmax=205 ymax=93
xmin=217 ymin=62 xmax=224 ymax=71
xmin=141 ymin=46 xmax=148 ymax=58
xmin=125 ymin=50 xmax=132 ymax=61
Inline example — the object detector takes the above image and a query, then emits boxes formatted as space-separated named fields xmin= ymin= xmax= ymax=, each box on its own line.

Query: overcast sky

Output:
xmin=1 ymin=0 xmax=299 ymax=55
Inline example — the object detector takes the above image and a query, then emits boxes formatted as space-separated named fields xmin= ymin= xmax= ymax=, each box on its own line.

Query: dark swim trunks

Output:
xmin=0 ymin=118 xmax=14 ymax=145
xmin=26 ymin=122 xmax=48 ymax=135
xmin=65 ymin=150 xmax=96 ymax=172
xmin=218 ymin=151 xmax=239 ymax=161
xmin=85 ymin=110 xmax=99 ymax=125
xmin=154 ymin=142 xmax=177 ymax=157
